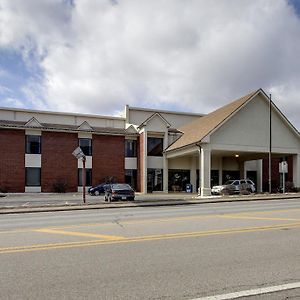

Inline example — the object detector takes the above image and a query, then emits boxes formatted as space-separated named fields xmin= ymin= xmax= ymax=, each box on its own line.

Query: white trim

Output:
xmin=78 ymin=156 xmax=92 ymax=168
xmin=78 ymin=132 xmax=92 ymax=139
xmin=25 ymin=186 xmax=41 ymax=193
xmin=128 ymin=106 xmax=204 ymax=117
xmin=125 ymin=158 xmax=137 ymax=169
xmin=0 ymin=106 xmax=125 ymax=121
xmin=25 ymin=129 xmax=42 ymax=136
xmin=25 ymin=154 xmax=41 ymax=167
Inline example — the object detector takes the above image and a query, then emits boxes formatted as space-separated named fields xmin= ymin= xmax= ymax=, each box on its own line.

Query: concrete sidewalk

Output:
xmin=1 ymin=192 xmax=300 ymax=214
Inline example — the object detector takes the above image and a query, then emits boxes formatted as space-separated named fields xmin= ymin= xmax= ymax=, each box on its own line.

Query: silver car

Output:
xmin=212 ymin=179 xmax=255 ymax=195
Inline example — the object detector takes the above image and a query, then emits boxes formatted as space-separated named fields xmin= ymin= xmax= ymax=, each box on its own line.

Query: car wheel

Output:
xmin=94 ymin=190 xmax=100 ymax=196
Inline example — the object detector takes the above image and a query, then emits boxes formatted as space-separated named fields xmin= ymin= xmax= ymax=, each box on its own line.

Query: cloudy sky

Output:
xmin=0 ymin=0 xmax=300 ymax=130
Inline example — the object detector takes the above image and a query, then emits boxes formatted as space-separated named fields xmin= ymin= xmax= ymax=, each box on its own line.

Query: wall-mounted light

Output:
xmin=235 ymin=154 xmax=239 ymax=158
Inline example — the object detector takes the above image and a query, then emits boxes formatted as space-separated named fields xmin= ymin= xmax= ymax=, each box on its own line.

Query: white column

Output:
xmin=293 ymin=154 xmax=300 ymax=188
xmin=200 ymin=145 xmax=211 ymax=197
xmin=163 ymin=130 xmax=169 ymax=193
xmin=190 ymin=156 xmax=197 ymax=192
xmin=256 ymin=159 xmax=263 ymax=192
xmin=142 ymin=130 xmax=148 ymax=194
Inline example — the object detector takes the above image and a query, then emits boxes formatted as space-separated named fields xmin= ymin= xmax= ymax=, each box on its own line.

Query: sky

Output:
xmin=0 ymin=0 xmax=300 ymax=130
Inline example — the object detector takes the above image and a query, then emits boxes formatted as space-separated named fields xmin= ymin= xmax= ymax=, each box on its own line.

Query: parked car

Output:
xmin=211 ymin=179 xmax=255 ymax=195
xmin=104 ymin=184 xmax=135 ymax=202
xmin=88 ymin=183 xmax=109 ymax=196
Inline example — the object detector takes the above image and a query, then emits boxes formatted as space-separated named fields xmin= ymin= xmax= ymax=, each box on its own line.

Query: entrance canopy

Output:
xmin=165 ymin=89 xmax=300 ymax=195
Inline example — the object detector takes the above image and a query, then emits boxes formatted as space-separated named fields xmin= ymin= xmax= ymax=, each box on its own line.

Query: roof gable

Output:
xmin=24 ymin=117 xmax=43 ymax=128
xmin=138 ymin=112 xmax=171 ymax=129
xmin=210 ymin=92 xmax=300 ymax=150
xmin=166 ymin=89 xmax=260 ymax=152
xmin=77 ymin=121 xmax=94 ymax=131
xmin=125 ymin=124 xmax=138 ymax=134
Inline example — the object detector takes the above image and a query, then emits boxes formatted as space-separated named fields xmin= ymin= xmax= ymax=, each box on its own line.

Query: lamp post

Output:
xmin=72 ymin=147 xmax=87 ymax=204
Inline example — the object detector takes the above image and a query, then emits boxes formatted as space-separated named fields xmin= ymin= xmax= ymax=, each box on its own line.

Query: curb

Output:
xmin=1 ymin=194 xmax=300 ymax=214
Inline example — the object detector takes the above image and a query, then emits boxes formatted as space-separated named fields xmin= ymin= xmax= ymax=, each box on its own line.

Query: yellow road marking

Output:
xmin=30 ymin=208 xmax=300 ymax=231
xmin=0 ymin=208 xmax=299 ymax=236
xmin=1 ymin=222 xmax=300 ymax=254
xmin=217 ymin=215 xmax=300 ymax=221
xmin=35 ymin=228 xmax=124 ymax=240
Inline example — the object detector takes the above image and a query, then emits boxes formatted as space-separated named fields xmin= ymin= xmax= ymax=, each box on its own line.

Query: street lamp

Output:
xmin=72 ymin=147 xmax=86 ymax=204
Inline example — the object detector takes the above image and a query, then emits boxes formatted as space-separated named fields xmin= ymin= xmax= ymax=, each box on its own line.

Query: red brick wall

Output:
xmin=262 ymin=156 xmax=293 ymax=192
xmin=0 ymin=129 xmax=25 ymax=192
xmin=41 ymin=132 xmax=78 ymax=192
xmin=92 ymin=135 xmax=125 ymax=185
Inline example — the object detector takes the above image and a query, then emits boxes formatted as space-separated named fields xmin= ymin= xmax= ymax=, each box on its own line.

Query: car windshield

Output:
xmin=112 ymin=184 xmax=131 ymax=190
xmin=224 ymin=180 xmax=234 ymax=185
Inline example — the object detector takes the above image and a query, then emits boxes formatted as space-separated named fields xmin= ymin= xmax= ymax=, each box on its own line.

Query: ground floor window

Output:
xmin=168 ymin=170 xmax=190 ymax=192
xmin=222 ymin=171 xmax=239 ymax=183
xmin=78 ymin=169 xmax=92 ymax=186
xmin=147 ymin=169 xmax=163 ymax=192
xmin=125 ymin=169 xmax=137 ymax=190
xmin=211 ymin=170 xmax=219 ymax=187
xmin=25 ymin=168 xmax=41 ymax=186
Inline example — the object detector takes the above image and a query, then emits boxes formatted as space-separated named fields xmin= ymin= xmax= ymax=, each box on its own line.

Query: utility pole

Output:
xmin=269 ymin=94 xmax=272 ymax=194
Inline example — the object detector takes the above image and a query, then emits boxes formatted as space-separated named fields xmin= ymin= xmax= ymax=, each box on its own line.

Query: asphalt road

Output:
xmin=0 ymin=199 xmax=300 ymax=299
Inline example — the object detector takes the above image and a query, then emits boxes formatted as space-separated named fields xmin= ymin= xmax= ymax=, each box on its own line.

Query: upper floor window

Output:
xmin=79 ymin=138 xmax=92 ymax=156
xmin=125 ymin=139 xmax=137 ymax=157
xmin=147 ymin=137 xmax=163 ymax=157
xmin=26 ymin=135 xmax=41 ymax=154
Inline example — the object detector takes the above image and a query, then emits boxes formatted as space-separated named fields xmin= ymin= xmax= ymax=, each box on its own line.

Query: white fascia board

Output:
xmin=166 ymin=144 xmax=199 ymax=158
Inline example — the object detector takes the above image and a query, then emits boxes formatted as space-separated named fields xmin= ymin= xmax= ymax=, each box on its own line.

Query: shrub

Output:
xmin=52 ymin=180 xmax=68 ymax=193
xmin=0 ymin=186 xmax=8 ymax=193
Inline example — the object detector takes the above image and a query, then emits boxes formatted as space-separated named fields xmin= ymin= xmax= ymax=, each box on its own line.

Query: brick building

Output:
xmin=0 ymin=89 xmax=299 ymax=194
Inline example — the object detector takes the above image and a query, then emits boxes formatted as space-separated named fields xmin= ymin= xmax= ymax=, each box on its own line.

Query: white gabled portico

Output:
xmin=165 ymin=89 xmax=300 ymax=196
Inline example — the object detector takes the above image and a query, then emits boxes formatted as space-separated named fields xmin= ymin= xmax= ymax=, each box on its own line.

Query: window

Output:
xmin=78 ymin=168 xmax=92 ymax=186
xmin=125 ymin=169 xmax=137 ymax=190
xmin=79 ymin=138 xmax=92 ymax=156
xmin=168 ymin=170 xmax=190 ymax=192
xmin=147 ymin=169 xmax=163 ymax=192
xmin=26 ymin=135 xmax=41 ymax=154
xmin=25 ymin=168 xmax=41 ymax=186
xmin=147 ymin=137 xmax=163 ymax=156
xmin=125 ymin=139 xmax=137 ymax=157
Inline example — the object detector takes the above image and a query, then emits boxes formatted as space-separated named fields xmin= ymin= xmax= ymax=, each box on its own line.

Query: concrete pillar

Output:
xmin=142 ymin=130 xmax=148 ymax=193
xmin=163 ymin=154 xmax=168 ymax=193
xmin=218 ymin=157 xmax=223 ymax=185
xmin=190 ymin=155 xmax=197 ymax=192
xmin=256 ymin=159 xmax=263 ymax=192
xmin=293 ymin=153 xmax=300 ymax=188
xmin=200 ymin=145 xmax=211 ymax=197
xmin=163 ymin=130 xmax=169 ymax=193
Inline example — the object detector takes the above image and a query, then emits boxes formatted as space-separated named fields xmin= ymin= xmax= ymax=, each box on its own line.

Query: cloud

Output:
xmin=0 ymin=0 xmax=300 ymax=129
